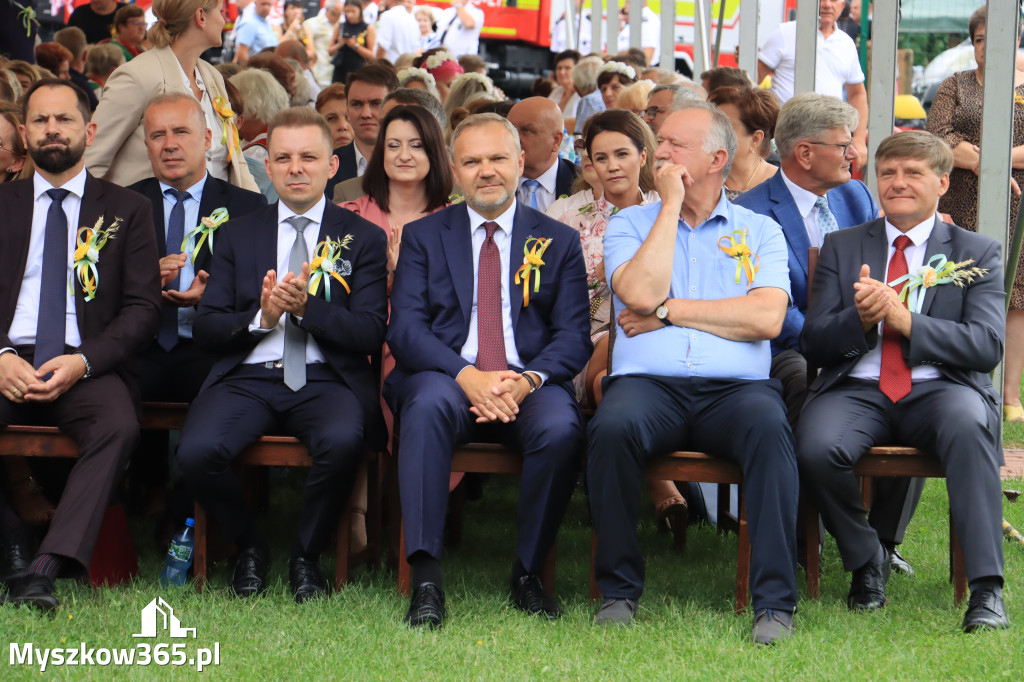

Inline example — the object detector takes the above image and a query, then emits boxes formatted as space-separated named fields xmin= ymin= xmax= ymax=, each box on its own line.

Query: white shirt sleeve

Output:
xmin=758 ymin=25 xmax=786 ymax=69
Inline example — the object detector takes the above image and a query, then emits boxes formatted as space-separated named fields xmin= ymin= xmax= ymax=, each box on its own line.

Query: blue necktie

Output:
xmin=157 ymin=188 xmax=190 ymax=351
xmin=815 ymin=195 xmax=839 ymax=237
xmin=35 ymin=188 xmax=70 ymax=370
xmin=522 ymin=179 xmax=540 ymax=210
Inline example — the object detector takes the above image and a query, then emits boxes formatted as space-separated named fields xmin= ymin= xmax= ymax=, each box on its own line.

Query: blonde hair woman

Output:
xmin=85 ymin=0 xmax=258 ymax=190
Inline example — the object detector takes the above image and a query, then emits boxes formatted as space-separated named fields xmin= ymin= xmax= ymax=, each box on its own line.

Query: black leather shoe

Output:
xmin=884 ymin=543 xmax=915 ymax=576
xmin=751 ymin=608 xmax=795 ymax=645
xmin=10 ymin=573 xmax=58 ymax=612
xmin=289 ymin=556 xmax=327 ymax=603
xmin=847 ymin=548 xmax=890 ymax=611
xmin=510 ymin=573 xmax=562 ymax=620
xmin=962 ymin=585 xmax=1010 ymax=633
xmin=0 ymin=541 xmax=31 ymax=584
xmin=404 ymin=582 xmax=446 ymax=628
xmin=231 ymin=547 xmax=269 ymax=598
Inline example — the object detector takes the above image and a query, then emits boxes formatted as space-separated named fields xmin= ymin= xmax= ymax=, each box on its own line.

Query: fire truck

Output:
xmin=422 ymin=0 xmax=796 ymax=79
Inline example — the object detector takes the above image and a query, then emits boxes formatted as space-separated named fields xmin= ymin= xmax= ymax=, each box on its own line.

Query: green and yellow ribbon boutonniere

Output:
xmin=71 ymin=216 xmax=122 ymax=301
xmin=308 ymin=235 xmax=354 ymax=301
xmin=182 ymin=208 xmax=229 ymax=263
xmin=514 ymin=236 xmax=552 ymax=307
xmin=718 ymin=228 xmax=760 ymax=289
xmin=212 ymin=96 xmax=242 ymax=162
xmin=888 ymin=254 xmax=988 ymax=313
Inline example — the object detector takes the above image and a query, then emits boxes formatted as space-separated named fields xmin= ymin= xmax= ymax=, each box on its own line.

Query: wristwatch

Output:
xmin=655 ymin=299 xmax=671 ymax=326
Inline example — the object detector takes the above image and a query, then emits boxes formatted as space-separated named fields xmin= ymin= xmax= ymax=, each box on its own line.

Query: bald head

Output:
xmin=507 ymin=97 xmax=565 ymax=179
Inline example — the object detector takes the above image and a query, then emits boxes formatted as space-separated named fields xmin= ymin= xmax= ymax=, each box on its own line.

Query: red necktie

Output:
xmin=879 ymin=235 xmax=912 ymax=402
xmin=475 ymin=221 xmax=508 ymax=371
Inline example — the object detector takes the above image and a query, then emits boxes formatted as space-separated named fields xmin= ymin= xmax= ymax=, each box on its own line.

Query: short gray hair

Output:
xmin=230 ymin=69 xmax=290 ymax=125
xmin=676 ymin=101 xmax=737 ymax=179
xmin=449 ymin=112 xmax=521 ymax=159
xmin=143 ymin=92 xmax=207 ymax=133
xmin=774 ymin=92 xmax=859 ymax=159
xmin=384 ymin=87 xmax=446 ymax=130
xmin=572 ymin=56 xmax=604 ymax=95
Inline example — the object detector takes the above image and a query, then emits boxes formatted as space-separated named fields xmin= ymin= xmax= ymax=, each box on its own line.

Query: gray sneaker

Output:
xmin=751 ymin=609 xmax=794 ymax=645
xmin=595 ymin=599 xmax=636 ymax=626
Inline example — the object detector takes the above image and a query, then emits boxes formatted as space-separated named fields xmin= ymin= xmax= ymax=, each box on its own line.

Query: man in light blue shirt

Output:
xmin=234 ymin=0 xmax=279 ymax=66
xmin=587 ymin=104 xmax=799 ymax=645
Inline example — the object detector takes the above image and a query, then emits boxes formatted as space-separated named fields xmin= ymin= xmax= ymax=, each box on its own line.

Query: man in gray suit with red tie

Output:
xmin=0 ymin=80 xmax=161 ymax=610
xmin=797 ymin=131 xmax=1009 ymax=632
xmin=386 ymin=113 xmax=592 ymax=628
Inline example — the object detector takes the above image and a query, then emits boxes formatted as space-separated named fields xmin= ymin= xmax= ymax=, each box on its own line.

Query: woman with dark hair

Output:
xmin=596 ymin=60 xmax=637 ymax=110
xmin=108 ymin=4 xmax=149 ymax=61
xmin=549 ymin=49 xmax=581 ymax=119
xmin=708 ymin=85 xmax=780 ymax=200
xmin=329 ymin=0 xmax=375 ymax=85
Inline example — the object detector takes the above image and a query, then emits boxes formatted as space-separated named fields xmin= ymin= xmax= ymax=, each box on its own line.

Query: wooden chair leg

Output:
xmin=734 ymin=488 xmax=749 ymax=615
xmin=193 ymin=503 xmax=207 ymax=593
xmin=589 ymin=530 xmax=600 ymax=601
xmin=541 ymin=544 xmax=556 ymax=595
xmin=335 ymin=506 xmax=351 ymax=591
xmin=386 ymin=457 xmax=402 ymax=572
xmin=860 ymin=475 xmax=872 ymax=509
xmin=447 ymin=480 xmax=465 ymax=547
xmin=803 ymin=496 xmax=821 ymax=599
xmin=398 ymin=517 xmax=410 ymax=596
xmin=366 ymin=451 xmax=382 ymax=570
xmin=950 ymin=511 xmax=967 ymax=605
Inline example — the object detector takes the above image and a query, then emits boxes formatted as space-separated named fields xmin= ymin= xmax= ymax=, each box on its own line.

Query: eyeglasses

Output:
xmin=641 ymin=106 xmax=666 ymax=120
xmin=808 ymin=140 xmax=854 ymax=156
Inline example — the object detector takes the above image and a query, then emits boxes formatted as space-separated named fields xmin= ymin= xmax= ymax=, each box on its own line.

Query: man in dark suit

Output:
xmin=176 ymin=107 xmax=388 ymax=603
xmin=126 ymin=93 xmax=267 ymax=511
xmin=735 ymin=93 xmax=919 ymax=575
xmin=0 ymin=80 xmax=160 ymax=610
xmin=386 ymin=113 xmax=592 ymax=628
xmin=797 ymin=131 xmax=1008 ymax=632
xmin=507 ymin=97 xmax=579 ymax=212
xmin=323 ymin=65 xmax=400 ymax=201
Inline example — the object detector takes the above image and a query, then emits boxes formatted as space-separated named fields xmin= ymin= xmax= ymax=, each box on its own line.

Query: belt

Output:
xmin=263 ymin=361 xmax=283 ymax=369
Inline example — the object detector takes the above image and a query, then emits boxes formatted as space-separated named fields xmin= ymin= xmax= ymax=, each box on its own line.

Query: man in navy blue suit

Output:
xmin=386 ymin=113 xmax=592 ymax=628
xmin=735 ymin=92 xmax=917 ymax=576
xmin=177 ymin=107 xmax=388 ymax=603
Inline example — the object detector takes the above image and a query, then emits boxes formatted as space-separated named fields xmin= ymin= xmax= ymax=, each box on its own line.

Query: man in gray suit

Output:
xmin=796 ymin=131 xmax=1008 ymax=632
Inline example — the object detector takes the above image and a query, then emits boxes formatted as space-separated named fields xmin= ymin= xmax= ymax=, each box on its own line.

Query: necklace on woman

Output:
xmin=727 ymin=158 xmax=765 ymax=193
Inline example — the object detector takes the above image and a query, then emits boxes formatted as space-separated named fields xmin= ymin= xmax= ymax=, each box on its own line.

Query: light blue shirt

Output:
xmin=604 ymin=193 xmax=791 ymax=380
xmin=159 ymin=175 xmax=206 ymax=339
xmin=574 ymin=89 xmax=606 ymax=134
xmin=236 ymin=14 xmax=279 ymax=53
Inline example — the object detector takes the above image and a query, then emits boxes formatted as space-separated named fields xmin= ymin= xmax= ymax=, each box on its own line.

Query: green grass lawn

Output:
xmin=2 ymin=474 xmax=1022 ymax=680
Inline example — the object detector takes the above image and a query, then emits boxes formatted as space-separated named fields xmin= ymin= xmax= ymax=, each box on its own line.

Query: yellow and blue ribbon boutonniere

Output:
xmin=888 ymin=254 xmax=988 ymax=313
xmin=182 ymin=208 xmax=229 ymax=264
xmin=308 ymin=235 xmax=354 ymax=301
xmin=71 ymin=216 xmax=122 ymax=301
xmin=515 ymin=236 xmax=552 ymax=307
xmin=718 ymin=228 xmax=760 ymax=289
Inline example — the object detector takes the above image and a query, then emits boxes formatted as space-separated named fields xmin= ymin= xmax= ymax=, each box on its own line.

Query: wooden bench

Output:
xmin=0 ymin=402 xmax=380 ymax=593
xmin=588 ymin=451 xmax=750 ymax=615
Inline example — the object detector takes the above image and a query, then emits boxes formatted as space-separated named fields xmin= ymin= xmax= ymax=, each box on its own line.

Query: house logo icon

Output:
xmin=132 ymin=597 xmax=197 ymax=639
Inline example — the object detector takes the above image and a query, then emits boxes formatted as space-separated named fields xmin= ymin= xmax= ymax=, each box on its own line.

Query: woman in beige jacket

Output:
xmin=86 ymin=0 xmax=258 ymax=191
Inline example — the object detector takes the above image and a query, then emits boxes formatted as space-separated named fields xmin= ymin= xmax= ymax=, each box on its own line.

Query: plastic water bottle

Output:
xmin=559 ymin=128 xmax=577 ymax=165
xmin=160 ymin=518 xmax=195 ymax=586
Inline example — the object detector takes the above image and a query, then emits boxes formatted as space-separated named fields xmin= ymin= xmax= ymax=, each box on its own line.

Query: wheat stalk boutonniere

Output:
xmin=71 ymin=216 xmax=122 ymax=301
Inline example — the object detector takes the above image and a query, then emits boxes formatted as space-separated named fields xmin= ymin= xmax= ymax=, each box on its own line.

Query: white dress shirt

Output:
xmin=159 ymin=174 xmax=206 ymax=339
xmin=8 ymin=169 xmax=87 ymax=350
xmin=355 ymin=144 xmax=368 ymax=177
xmin=458 ymin=201 xmax=545 ymax=383
xmin=780 ymin=168 xmax=827 ymax=248
xmin=517 ymin=158 xmax=560 ymax=213
xmin=375 ymin=6 xmax=420 ymax=63
xmin=437 ymin=3 xmax=485 ymax=57
xmin=175 ymin=58 xmax=229 ymax=182
xmin=244 ymin=197 xmax=329 ymax=365
xmin=849 ymin=217 xmax=942 ymax=382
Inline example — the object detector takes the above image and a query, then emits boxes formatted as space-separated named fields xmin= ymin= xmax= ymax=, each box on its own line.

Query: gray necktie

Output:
xmin=815 ymin=195 xmax=839 ymax=237
xmin=283 ymin=215 xmax=311 ymax=391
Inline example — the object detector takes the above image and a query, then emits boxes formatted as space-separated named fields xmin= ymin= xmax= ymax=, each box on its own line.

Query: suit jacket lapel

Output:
xmin=144 ymin=179 xmax=168 ymax=256
xmin=509 ymin=206 xmax=532 ymax=330
xmin=826 ymin=188 xmax=850 ymax=229
xmin=256 ymin=204 xmax=279 ymax=284
xmin=195 ymin=175 xmax=225 ymax=272
xmin=2 ymin=182 xmax=34 ymax=327
xmin=769 ymin=174 xmax=810 ymax=277
xmin=75 ymin=174 xmax=108 ymax=331
xmin=444 ymin=205 xmax=474 ymax=324
xmin=919 ymin=218 xmax=954 ymax=316
xmin=864 ymin=218 xmax=889 ymax=298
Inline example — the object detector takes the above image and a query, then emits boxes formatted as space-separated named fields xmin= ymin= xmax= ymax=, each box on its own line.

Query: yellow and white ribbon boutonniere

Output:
xmin=71 ymin=216 xmax=122 ymax=301
xmin=888 ymin=254 xmax=988 ymax=313
xmin=308 ymin=235 xmax=354 ymax=301
xmin=182 ymin=208 xmax=229 ymax=263
xmin=718 ymin=228 xmax=760 ymax=289
xmin=515 ymin=236 xmax=553 ymax=307
xmin=212 ymin=96 xmax=242 ymax=162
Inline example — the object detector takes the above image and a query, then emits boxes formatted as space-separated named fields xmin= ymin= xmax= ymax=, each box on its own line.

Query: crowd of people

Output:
xmin=0 ymin=0 xmax=1014 ymax=646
